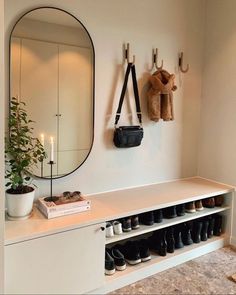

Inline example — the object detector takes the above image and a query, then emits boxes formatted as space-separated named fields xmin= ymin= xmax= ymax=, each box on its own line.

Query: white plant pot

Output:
xmin=6 ymin=188 xmax=35 ymax=220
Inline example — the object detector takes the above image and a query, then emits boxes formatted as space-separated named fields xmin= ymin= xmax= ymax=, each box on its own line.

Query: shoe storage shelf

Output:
xmin=4 ymin=177 xmax=235 ymax=294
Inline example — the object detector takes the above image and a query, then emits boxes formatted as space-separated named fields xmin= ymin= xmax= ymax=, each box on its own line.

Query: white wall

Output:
xmin=0 ymin=0 xmax=5 ymax=292
xmin=4 ymin=0 xmax=205 ymax=198
xmin=198 ymin=0 xmax=236 ymax=245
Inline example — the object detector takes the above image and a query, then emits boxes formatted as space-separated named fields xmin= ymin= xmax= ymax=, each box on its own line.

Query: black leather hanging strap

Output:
xmin=131 ymin=64 xmax=142 ymax=124
xmin=115 ymin=63 xmax=142 ymax=126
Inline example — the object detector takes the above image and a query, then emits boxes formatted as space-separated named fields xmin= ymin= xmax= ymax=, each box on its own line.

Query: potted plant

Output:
xmin=5 ymin=97 xmax=46 ymax=220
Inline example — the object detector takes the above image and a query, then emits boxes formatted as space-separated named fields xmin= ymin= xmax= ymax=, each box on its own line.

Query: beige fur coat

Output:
xmin=147 ymin=69 xmax=177 ymax=122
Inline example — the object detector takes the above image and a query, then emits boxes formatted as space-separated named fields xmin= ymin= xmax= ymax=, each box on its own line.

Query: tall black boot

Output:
xmin=157 ymin=230 xmax=167 ymax=256
xmin=207 ymin=215 xmax=215 ymax=238
xmin=182 ymin=222 xmax=193 ymax=245
xmin=214 ymin=214 xmax=223 ymax=236
xmin=166 ymin=227 xmax=175 ymax=253
xmin=201 ymin=219 xmax=209 ymax=241
xmin=192 ymin=220 xmax=203 ymax=243
xmin=174 ymin=225 xmax=184 ymax=249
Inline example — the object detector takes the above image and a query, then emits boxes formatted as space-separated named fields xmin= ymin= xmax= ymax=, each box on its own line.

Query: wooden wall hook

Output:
xmin=178 ymin=52 xmax=189 ymax=73
xmin=153 ymin=48 xmax=163 ymax=70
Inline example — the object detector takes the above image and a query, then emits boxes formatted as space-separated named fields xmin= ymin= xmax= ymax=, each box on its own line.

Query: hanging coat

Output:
xmin=147 ymin=69 xmax=177 ymax=122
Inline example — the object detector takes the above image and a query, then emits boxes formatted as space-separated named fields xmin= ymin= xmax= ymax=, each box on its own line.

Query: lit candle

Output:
xmin=50 ymin=137 xmax=54 ymax=162
xmin=40 ymin=134 xmax=44 ymax=147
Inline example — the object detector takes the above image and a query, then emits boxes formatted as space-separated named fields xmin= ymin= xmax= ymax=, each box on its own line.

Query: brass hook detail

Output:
xmin=179 ymin=52 xmax=189 ymax=73
xmin=153 ymin=48 xmax=163 ymax=70
xmin=125 ymin=43 xmax=135 ymax=64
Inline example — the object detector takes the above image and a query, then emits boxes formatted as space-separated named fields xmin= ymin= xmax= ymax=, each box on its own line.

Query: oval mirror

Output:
xmin=10 ymin=7 xmax=94 ymax=179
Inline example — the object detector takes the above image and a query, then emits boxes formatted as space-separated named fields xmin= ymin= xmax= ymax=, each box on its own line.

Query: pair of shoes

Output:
xmin=163 ymin=206 xmax=177 ymax=219
xmin=149 ymin=230 xmax=168 ymax=256
xmin=140 ymin=210 xmax=163 ymax=225
xmin=202 ymin=197 xmax=215 ymax=208
xmin=215 ymin=195 xmax=224 ymax=207
xmin=122 ymin=215 xmax=140 ymax=232
xmin=105 ymin=248 xmax=126 ymax=275
xmin=106 ymin=221 xmax=123 ymax=237
xmin=118 ymin=240 xmax=151 ymax=265
xmin=185 ymin=200 xmax=204 ymax=213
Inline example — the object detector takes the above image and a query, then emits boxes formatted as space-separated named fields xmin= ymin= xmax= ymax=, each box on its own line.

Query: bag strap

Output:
xmin=131 ymin=64 xmax=142 ymax=125
xmin=115 ymin=63 xmax=142 ymax=126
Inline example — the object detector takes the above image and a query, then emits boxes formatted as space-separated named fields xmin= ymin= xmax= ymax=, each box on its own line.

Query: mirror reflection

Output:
xmin=10 ymin=7 xmax=94 ymax=178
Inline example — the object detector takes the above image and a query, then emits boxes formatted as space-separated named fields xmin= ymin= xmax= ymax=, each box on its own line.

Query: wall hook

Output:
xmin=125 ymin=43 xmax=135 ymax=64
xmin=178 ymin=52 xmax=189 ymax=73
xmin=153 ymin=48 xmax=163 ymax=70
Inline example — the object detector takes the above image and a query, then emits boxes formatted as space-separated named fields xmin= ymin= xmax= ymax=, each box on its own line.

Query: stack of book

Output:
xmin=37 ymin=195 xmax=91 ymax=219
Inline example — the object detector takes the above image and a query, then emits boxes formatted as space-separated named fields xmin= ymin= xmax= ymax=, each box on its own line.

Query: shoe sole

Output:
xmin=141 ymin=255 xmax=151 ymax=262
xmin=105 ymin=268 xmax=115 ymax=275
xmin=185 ymin=209 xmax=196 ymax=213
xmin=132 ymin=225 xmax=140 ymax=230
xmin=196 ymin=207 xmax=204 ymax=211
xmin=123 ymin=228 xmax=132 ymax=232
xmin=116 ymin=264 xmax=126 ymax=271
xmin=126 ymin=258 xmax=142 ymax=265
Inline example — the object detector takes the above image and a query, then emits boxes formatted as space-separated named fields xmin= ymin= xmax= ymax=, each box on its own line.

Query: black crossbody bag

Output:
xmin=113 ymin=63 xmax=143 ymax=148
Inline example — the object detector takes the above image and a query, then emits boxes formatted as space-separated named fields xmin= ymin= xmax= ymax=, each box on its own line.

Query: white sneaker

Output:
xmin=113 ymin=220 xmax=123 ymax=235
xmin=106 ymin=222 xmax=114 ymax=238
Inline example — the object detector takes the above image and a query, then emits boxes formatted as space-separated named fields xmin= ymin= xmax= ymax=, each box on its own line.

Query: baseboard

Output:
xmin=230 ymin=236 xmax=236 ymax=247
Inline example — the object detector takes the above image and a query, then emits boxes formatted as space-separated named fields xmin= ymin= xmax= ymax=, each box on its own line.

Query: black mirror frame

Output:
xmin=9 ymin=6 xmax=95 ymax=180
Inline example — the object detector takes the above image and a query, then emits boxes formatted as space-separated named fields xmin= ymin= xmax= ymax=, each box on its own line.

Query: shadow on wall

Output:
xmin=103 ymin=61 xmax=151 ymax=150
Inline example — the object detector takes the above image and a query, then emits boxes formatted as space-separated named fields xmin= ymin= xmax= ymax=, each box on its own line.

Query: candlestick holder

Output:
xmin=44 ymin=160 xmax=59 ymax=202
xmin=40 ymin=159 xmax=44 ymax=178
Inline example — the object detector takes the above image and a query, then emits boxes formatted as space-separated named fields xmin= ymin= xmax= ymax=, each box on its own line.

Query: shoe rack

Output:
xmin=105 ymin=205 xmax=230 ymax=245
xmin=4 ymin=177 xmax=234 ymax=295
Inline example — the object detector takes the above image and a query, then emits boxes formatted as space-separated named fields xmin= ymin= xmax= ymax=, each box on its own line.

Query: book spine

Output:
xmin=47 ymin=205 xmax=91 ymax=219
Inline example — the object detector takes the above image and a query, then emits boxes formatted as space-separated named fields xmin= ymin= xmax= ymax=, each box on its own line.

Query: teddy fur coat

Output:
xmin=147 ymin=69 xmax=177 ymax=122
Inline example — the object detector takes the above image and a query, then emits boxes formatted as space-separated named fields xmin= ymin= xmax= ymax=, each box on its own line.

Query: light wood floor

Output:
xmin=110 ymin=247 xmax=236 ymax=294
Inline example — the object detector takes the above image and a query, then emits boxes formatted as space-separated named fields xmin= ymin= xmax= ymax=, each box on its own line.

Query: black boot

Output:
xmin=163 ymin=206 xmax=177 ymax=219
xmin=214 ymin=214 xmax=223 ymax=236
xmin=166 ymin=227 xmax=175 ymax=253
xmin=148 ymin=231 xmax=167 ymax=256
xmin=140 ymin=211 xmax=154 ymax=226
xmin=154 ymin=209 xmax=163 ymax=223
xmin=201 ymin=219 xmax=209 ymax=241
xmin=207 ymin=215 xmax=215 ymax=238
xmin=182 ymin=222 xmax=193 ymax=245
xmin=157 ymin=230 xmax=167 ymax=256
xmin=192 ymin=220 xmax=203 ymax=243
xmin=174 ymin=225 xmax=184 ymax=249
xmin=176 ymin=204 xmax=185 ymax=216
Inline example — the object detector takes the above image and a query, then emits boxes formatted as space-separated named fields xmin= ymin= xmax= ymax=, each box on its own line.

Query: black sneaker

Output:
xmin=163 ymin=206 xmax=177 ymax=219
xmin=121 ymin=217 xmax=132 ymax=232
xmin=105 ymin=249 xmax=115 ymax=275
xmin=131 ymin=215 xmax=140 ymax=229
xmin=138 ymin=239 xmax=151 ymax=262
xmin=119 ymin=241 xmax=141 ymax=265
xmin=140 ymin=211 xmax=154 ymax=226
xmin=110 ymin=247 xmax=126 ymax=271
xmin=154 ymin=209 xmax=163 ymax=223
